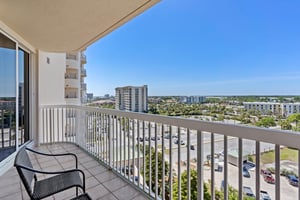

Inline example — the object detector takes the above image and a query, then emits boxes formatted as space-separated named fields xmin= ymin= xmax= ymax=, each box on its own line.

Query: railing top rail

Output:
xmin=39 ymin=104 xmax=300 ymax=149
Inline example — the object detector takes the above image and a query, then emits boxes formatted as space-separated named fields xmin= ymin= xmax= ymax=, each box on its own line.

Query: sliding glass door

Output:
xmin=0 ymin=32 xmax=29 ymax=162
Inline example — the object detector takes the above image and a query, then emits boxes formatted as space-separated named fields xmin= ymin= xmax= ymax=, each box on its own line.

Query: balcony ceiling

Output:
xmin=0 ymin=0 xmax=159 ymax=52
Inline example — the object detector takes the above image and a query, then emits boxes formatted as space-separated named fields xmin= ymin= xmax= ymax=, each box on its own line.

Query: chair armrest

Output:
xmin=25 ymin=147 xmax=78 ymax=168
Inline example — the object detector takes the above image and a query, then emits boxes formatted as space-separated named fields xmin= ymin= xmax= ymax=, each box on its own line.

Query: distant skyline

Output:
xmin=85 ymin=0 xmax=300 ymax=96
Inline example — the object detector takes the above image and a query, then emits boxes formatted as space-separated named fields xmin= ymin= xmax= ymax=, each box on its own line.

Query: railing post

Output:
xmin=108 ymin=115 xmax=112 ymax=168
xmin=211 ymin=133 xmax=215 ymax=200
xmin=255 ymin=141 xmax=260 ymax=200
xmin=275 ymin=144 xmax=280 ymax=200
xmin=238 ymin=138 xmax=243 ymax=200
xmin=197 ymin=130 xmax=203 ymax=200
xmin=224 ymin=135 xmax=228 ymax=200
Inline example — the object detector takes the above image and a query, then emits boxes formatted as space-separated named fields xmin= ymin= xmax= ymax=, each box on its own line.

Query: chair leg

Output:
xmin=76 ymin=186 xmax=78 ymax=196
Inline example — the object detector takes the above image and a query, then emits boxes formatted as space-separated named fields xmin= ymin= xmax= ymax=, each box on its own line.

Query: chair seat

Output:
xmin=33 ymin=171 xmax=82 ymax=199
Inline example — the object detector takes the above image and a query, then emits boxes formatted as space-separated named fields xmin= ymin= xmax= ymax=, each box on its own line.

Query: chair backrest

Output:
xmin=14 ymin=147 xmax=35 ymax=197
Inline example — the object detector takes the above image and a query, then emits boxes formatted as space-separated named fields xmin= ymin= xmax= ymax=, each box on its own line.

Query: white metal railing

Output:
xmin=81 ymin=69 xmax=86 ymax=77
xmin=81 ymin=83 xmax=86 ymax=90
xmin=81 ymin=54 xmax=86 ymax=62
xmin=65 ymin=73 xmax=77 ymax=79
xmin=66 ymin=54 xmax=77 ymax=60
xmin=39 ymin=105 xmax=300 ymax=200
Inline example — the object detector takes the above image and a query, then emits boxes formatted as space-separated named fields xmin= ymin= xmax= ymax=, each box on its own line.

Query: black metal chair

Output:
xmin=14 ymin=146 xmax=87 ymax=200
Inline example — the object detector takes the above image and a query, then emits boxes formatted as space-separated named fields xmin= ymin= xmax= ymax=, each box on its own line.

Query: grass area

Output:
xmin=251 ymin=147 xmax=298 ymax=165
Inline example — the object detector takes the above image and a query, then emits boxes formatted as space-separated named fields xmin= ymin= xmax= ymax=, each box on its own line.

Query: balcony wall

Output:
xmin=81 ymin=53 xmax=87 ymax=64
xmin=65 ymin=78 xmax=79 ymax=89
xmin=66 ymin=59 xmax=80 ymax=69
xmin=81 ymin=68 xmax=87 ymax=77
xmin=81 ymin=83 xmax=87 ymax=90
xmin=39 ymin=105 xmax=300 ymax=200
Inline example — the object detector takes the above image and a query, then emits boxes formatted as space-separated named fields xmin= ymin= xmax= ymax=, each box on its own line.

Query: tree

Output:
xmin=142 ymin=147 xmax=169 ymax=196
xmin=287 ymin=113 xmax=300 ymax=128
xmin=172 ymin=169 xmax=211 ymax=200
xmin=280 ymin=120 xmax=292 ymax=130
xmin=217 ymin=114 xmax=225 ymax=121
xmin=256 ymin=117 xmax=276 ymax=128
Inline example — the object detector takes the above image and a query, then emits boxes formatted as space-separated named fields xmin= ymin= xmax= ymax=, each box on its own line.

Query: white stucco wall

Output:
xmin=38 ymin=50 xmax=66 ymax=105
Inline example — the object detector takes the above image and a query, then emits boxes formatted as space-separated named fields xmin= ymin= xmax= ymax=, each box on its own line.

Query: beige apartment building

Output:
xmin=115 ymin=85 xmax=148 ymax=112
xmin=244 ymin=102 xmax=300 ymax=117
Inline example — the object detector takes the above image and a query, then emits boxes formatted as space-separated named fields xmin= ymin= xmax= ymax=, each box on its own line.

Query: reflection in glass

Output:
xmin=18 ymin=49 xmax=29 ymax=145
xmin=0 ymin=32 xmax=17 ymax=161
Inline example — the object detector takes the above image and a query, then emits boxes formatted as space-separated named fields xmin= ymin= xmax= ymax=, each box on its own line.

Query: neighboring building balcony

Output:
xmin=65 ymin=73 xmax=78 ymax=79
xmin=81 ymin=53 xmax=87 ymax=64
xmin=81 ymin=68 xmax=87 ymax=77
xmin=67 ymin=59 xmax=80 ymax=69
xmin=65 ymin=89 xmax=78 ymax=99
xmin=65 ymin=78 xmax=79 ymax=89
xmin=66 ymin=54 xmax=77 ymax=60
xmin=81 ymin=83 xmax=87 ymax=90
xmin=30 ymin=105 xmax=300 ymax=200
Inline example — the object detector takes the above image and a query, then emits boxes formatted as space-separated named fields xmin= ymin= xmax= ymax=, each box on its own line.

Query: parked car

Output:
xmin=243 ymin=186 xmax=255 ymax=198
xmin=243 ymin=161 xmax=256 ymax=170
xmin=288 ymin=175 xmax=299 ymax=187
xmin=174 ymin=139 xmax=185 ymax=145
xmin=121 ymin=165 xmax=134 ymax=175
xmin=260 ymin=190 xmax=271 ymax=200
xmin=261 ymin=169 xmax=275 ymax=184
xmin=151 ymin=136 xmax=160 ymax=141
xmin=261 ymin=169 xmax=272 ymax=176
xmin=172 ymin=134 xmax=178 ymax=138
xmin=243 ymin=166 xmax=250 ymax=178
xmin=190 ymin=145 xmax=195 ymax=150
xmin=264 ymin=175 xmax=275 ymax=184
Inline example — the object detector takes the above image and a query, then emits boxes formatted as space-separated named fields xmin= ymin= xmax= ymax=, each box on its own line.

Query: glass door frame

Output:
xmin=0 ymin=29 xmax=31 ymax=153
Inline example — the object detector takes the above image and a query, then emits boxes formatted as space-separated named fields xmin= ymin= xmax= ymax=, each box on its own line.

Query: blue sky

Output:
xmin=85 ymin=0 xmax=300 ymax=96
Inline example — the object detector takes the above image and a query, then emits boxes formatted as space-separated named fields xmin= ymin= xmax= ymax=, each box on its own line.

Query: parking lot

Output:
xmin=202 ymin=162 xmax=298 ymax=200
xmin=112 ymin=121 xmax=298 ymax=199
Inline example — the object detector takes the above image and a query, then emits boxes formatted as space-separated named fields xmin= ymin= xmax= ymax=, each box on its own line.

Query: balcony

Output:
xmin=81 ymin=53 xmax=87 ymax=64
xmin=66 ymin=54 xmax=77 ymax=60
xmin=0 ymin=143 xmax=147 ymax=200
xmin=81 ymin=83 xmax=87 ymax=90
xmin=81 ymin=68 xmax=87 ymax=77
xmin=67 ymin=59 xmax=80 ymax=69
xmin=65 ymin=79 xmax=79 ymax=89
xmin=18 ymin=105 xmax=299 ymax=200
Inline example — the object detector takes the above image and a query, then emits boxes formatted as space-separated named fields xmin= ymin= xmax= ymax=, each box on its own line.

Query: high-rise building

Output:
xmin=65 ymin=51 xmax=87 ymax=105
xmin=115 ymin=85 xmax=148 ymax=112
xmin=179 ymin=96 xmax=206 ymax=104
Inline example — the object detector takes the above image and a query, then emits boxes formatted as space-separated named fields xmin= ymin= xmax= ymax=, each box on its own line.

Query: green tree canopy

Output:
xmin=287 ymin=113 xmax=300 ymax=125
xmin=172 ymin=169 xmax=211 ymax=200
xmin=280 ymin=120 xmax=292 ymax=130
xmin=256 ymin=117 xmax=276 ymax=128
xmin=142 ymin=147 xmax=169 ymax=196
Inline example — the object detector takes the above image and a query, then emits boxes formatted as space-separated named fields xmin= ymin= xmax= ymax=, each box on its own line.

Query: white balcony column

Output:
xmin=76 ymin=109 xmax=86 ymax=148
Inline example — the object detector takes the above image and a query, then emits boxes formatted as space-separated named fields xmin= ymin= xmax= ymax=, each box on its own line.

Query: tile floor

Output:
xmin=0 ymin=143 xmax=148 ymax=200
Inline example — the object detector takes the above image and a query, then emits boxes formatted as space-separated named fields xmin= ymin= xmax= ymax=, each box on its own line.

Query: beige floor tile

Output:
xmin=87 ymin=184 xmax=110 ymax=199
xmin=113 ymin=185 xmax=140 ymax=200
